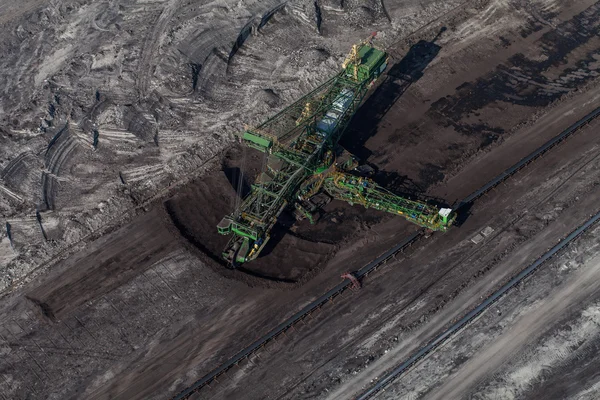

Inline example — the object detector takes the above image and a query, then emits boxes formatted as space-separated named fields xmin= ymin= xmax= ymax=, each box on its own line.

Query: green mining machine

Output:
xmin=217 ymin=37 xmax=455 ymax=266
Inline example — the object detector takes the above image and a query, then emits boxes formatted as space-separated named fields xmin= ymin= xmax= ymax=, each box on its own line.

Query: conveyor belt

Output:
xmin=170 ymin=106 xmax=600 ymax=400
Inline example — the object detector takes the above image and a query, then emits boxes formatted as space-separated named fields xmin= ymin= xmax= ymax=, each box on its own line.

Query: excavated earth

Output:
xmin=1 ymin=0 xmax=600 ymax=399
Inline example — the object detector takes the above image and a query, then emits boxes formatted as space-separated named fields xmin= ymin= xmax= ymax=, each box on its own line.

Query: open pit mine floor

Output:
xmin=1 ymin=1 xmax=600 ymax=400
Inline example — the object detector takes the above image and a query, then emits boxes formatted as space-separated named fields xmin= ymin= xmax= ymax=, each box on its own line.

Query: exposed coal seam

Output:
xmin=0 ymin=152 xmax=30 ymax=179
xmin=258 ymin=2 xmax=287 ymax=30
xmin=36 ymin=210 xmax=48 ymax=241
xmin=228 ymin=2 xmax=288 ymax=64
xmin=41 ymin=172 xmax=55 ymax=210
xmin=190 ymin=63 xmax=201 ymax=91
xmin=25 ymin=296 xmax=56 ymax=322
xmin=5 ymin=222 xmax=13 ymax=248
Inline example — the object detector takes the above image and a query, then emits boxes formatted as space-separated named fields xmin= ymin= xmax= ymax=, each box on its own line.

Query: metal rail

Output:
xmin=356 ymin=210 xmax=600 ymax=400
xmin=170 ymin=107 xmax=600 ymax=400
xmin=456 ymin=106 xmax=600 ymax=209
xmin=170 ymin=232 xmax=422 ymax=400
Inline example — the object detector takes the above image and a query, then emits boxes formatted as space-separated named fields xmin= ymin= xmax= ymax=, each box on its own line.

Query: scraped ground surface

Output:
xmin=1 ymin=0 xmax=600 ymax=399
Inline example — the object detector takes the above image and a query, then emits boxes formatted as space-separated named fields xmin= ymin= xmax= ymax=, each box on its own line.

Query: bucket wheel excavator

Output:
xmin=217 ymin=34 xmax=455 ymax=266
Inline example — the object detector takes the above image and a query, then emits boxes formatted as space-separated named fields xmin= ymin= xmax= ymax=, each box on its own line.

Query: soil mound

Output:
xmin=164 ymin=146 xmax=387 ymax=284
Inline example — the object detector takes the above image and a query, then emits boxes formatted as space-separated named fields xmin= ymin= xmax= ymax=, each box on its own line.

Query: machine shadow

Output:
xmin=223 ymin=166 xmax=251 ymax=199
xmin=371 ymin=169 xmax=450 ymax=208
xmin=228 ymin=31 xmax=448 ymax=269
xmin=452 ymin=201 xmax=473 ymax=228
xmin=256 ymin=211 xmax=297 ymax=259
xmin=340 ymin=29 xmax=445 ymax=161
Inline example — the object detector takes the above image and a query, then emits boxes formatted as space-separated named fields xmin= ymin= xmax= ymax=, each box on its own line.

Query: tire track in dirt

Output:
xmin=137 ymin=0 xmax=182 ymax=99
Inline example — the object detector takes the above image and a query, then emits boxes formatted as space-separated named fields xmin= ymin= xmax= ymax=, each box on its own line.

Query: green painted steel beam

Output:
xmin=323 ymin=173 xmax=454 ymax=232
xmin=218 ymin=43 xmax=392 ymax=265
xmin=242 ymin=131 xmax=272 ymax=151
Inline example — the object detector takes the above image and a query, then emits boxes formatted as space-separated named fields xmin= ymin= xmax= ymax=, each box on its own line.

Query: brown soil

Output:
xmin=163 ymin=145 xmax=391 ymax=283
xmin=26 ymin=208 xmax=178 ymax=321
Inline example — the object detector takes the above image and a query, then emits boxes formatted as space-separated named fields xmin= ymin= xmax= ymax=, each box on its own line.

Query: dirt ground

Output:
xmin=316 ymin=116 xmax=600 ymax=400
xmin=27 ymin=208 xmax=178 ymax=320
xmin=200 ymin=102 xmax=600 ymax=400
xmin=1 ymin=0 xmax=600 ymax=399
xmin=379 ymin=220 xmax=600 ymax=400
xmin=164 ymin=146 xmax=340 ymax=283
xmin=1 ymin=0 xmax=402 ymax=292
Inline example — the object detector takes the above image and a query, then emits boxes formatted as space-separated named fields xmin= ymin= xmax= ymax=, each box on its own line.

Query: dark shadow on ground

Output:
xmin=340 ymin=28 xmax=445 ymax=161
xmin=371 ymin=168 xmax=451 ymax=208
xmin=257 ymin=211 xmax=297 ymax=259
xmin=223 ymin=166 xmax=251 ymax=199
xmin=453 ymin=201 xmax=473 ymax=227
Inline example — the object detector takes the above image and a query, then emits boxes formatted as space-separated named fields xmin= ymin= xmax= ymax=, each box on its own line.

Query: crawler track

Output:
xmin=169 ymin=108 xmax=600 ymax=400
